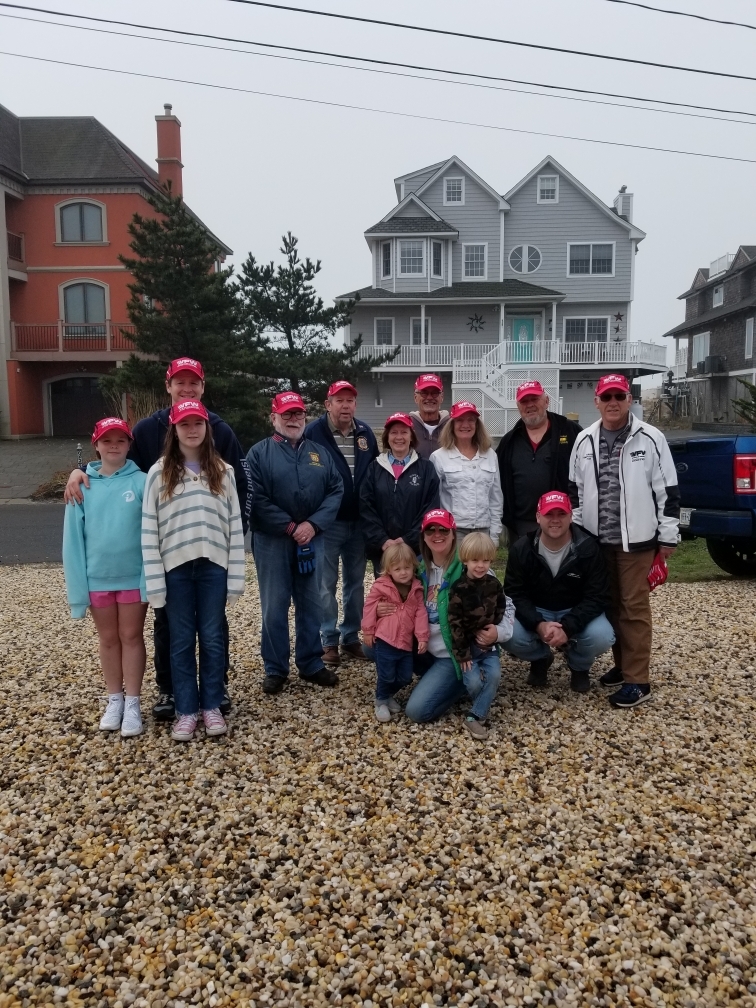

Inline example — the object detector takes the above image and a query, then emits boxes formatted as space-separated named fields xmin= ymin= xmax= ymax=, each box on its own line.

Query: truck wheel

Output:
xmin=705 ymin=537 xmax=756 ymax=577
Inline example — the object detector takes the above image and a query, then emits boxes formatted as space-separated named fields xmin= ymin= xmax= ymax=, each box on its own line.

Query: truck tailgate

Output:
xmin=670 ymin=437 xmax=739 ymax=510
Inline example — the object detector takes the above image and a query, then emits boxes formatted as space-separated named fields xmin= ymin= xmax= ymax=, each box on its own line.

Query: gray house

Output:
xmin=336 ymin=155 xmax=666 ymax=432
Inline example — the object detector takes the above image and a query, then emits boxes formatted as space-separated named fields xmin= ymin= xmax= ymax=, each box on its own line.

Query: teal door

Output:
xmin=512 ymin=317 xmax=534 ymax=361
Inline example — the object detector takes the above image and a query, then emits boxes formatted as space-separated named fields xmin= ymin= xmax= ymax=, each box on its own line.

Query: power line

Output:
xmin=1 ymin=3 xmax=754 ymax=122
xmin=223 ymin=0 xmax=756 ymax=83
xmin=2 ymin=48 xmax=756 ymax=164
xmin=601 ymin=0 xmax=756 ymax=30
xmin=3 ymin=10 xmax=756 ymax=129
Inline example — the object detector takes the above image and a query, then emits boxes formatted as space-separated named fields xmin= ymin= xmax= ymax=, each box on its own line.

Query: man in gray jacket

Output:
xmin=569 ymin=373 xmax=679 ymax=709
xmin=409 ymin=373 xmax=450 ymax=460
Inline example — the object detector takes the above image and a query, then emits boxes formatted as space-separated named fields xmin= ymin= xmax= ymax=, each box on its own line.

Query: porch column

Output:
xmin=500 ymin=302 xmax=505 ymax=343
xmin=551 ymin=301 xmax=557 ymax=357
xmin=420 ymin=303 xmax=426 ymax=366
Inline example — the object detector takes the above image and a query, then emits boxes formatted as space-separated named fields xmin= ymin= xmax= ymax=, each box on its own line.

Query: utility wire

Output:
xmin=0 ymin=3 xmax=753 ymax=121
xmin=3 ymin=10 xmax=755 ymax=128
xmin=2 ymin=48 xmax=756 ymax=165
xmin=601 ymin=0 xmax=756 ymax=31
xmin=222 ymin=0 xmax=756 ymax=83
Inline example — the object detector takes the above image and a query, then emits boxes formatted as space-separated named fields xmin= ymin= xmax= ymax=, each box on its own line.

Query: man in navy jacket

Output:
xmin=305 ymin=381 xmax=378 ymax=665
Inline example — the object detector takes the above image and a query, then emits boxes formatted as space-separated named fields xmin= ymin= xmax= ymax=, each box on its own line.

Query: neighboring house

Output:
xmin=662 ymin=247 xmax=756 ymax=425
xmin=336 ymin=155 xmax=666 ymax=432
xmin=0 ymin=103 xmax=230 ymax=437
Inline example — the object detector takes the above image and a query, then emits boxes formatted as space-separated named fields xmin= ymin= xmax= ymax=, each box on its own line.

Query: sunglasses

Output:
xmin=424 ymin=526 xmax=452 ymax=536
xmin=598 ymin=392 xmax=629 ymax=402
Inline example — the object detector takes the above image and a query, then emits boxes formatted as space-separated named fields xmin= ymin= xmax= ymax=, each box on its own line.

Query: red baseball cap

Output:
xmin=515 ymin=380 xmax=545 ymax=402
xmin=449 ymin=401 xmax=480 ymax=420
xmin=421 ymin=509 xmax=457 ymax=532
xmin=414 ymin=373 xmax=443 ymax=392
xmin=169 ymin=399 xmax=209 ymax=424
xmin=384 ymin=412 xmax=413 ymax=429
xmin=271 ymin=391 xmax=306 ymax=414
xmin=91 ymin=417 xmax=133 ymax=444
xmin=537 ymin=491 xmax=573 ymax=515
xmin=596 ymin=373 xmax=631 ymax=396
xmin=327 ymin=380 xmax=357 ymax=398
xmin=166 ymin=357 xmax=204 ymax=382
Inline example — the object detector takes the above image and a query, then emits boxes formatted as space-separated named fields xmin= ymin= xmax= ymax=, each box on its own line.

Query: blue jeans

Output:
xmin=165 ymin=558 xmax=227 ymax=716
xmin=502 ymin=608 xmax=615 ymax=672
xmin=254 ymin=532 xmax=325 ymax=680
xmin=373 ymin=637 xmax=414 ymax=702
xmin=319 ymin=519 xmax=367 ymax=647
xmin=462 ymin=647 xmax=501 ymax=719
xmin=405 ymin=656 xmax=468 ymax=723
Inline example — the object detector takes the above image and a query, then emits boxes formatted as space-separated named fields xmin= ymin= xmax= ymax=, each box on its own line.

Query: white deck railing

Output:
xmin=353 ymin=340 xmax=667 ymax=369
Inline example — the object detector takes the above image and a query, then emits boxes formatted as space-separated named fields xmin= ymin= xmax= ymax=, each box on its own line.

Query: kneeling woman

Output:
xmin=404 ymin=509 xmax=514 ymax=724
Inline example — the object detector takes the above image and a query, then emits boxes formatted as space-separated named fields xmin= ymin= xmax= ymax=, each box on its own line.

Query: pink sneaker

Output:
xmin=201 ymin=708 xmax=227 ymax=737
xmin=171 ymin=713 xmax=198 ymax=741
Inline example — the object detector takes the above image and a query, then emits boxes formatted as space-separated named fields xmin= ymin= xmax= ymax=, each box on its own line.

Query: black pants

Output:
xmin=153 ymin=605 xmax=230 ymax=693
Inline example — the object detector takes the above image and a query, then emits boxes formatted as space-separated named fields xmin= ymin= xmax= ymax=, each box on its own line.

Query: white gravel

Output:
xmin=1 ymin=562 xmax=755 ymax=1008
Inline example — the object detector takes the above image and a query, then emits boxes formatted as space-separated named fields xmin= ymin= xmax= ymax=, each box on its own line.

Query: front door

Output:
xmin=512 ymin=317 xmax=534 ymax=362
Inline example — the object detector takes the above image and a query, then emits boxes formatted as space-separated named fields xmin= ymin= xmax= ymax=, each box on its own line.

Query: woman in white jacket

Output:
xmin=430 ymin=402 xmax=503 ymax=544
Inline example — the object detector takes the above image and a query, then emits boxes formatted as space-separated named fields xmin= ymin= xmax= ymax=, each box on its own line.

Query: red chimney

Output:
xmin=155 ymin=103 xmax=183 ymax=196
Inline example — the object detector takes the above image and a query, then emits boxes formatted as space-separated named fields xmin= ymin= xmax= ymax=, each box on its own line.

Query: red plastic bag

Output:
xmin=647 ymin=552 xmax=668 ymax=591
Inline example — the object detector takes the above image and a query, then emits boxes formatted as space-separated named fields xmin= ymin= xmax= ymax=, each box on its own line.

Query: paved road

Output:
xmin=0 ymin=437 xmax=92 ymax=499
xmin=0 ymin=503 xmax=64 ymax=564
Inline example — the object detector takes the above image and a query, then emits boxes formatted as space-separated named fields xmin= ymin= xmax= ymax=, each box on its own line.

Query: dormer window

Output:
xmin=58 ymin=201 xmax=104 ymax=243
xmin=713 ymin=284 xmax=723 ymax=307
xmin=443 ymin=177 xmax=464 ymax=205
xmin=537 ymin=174 xmax=558 ymax=203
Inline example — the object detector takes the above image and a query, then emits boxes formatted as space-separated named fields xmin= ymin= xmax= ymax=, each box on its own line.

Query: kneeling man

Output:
xmin=502 ymin=491 xmax=614 ymax=692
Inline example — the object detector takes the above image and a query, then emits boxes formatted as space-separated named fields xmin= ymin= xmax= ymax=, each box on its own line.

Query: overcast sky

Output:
xmin=3 ymin=0 xmax=756 ymax=375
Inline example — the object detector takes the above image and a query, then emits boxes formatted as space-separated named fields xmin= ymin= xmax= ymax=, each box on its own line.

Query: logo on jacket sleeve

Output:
xmin=357 ymin=436 xmax=369 ymax=451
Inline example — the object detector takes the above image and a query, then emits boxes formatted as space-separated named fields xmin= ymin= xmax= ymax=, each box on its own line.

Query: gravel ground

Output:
xmin=1 ymin=563 xmax=755 ymax=1008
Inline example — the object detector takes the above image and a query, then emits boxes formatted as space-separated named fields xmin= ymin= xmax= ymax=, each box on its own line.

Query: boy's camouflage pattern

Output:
xmin=447 ymin=571 xmax=506 ymax=665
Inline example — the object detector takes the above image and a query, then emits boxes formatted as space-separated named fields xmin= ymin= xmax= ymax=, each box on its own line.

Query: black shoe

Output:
xmin=262 ymin=675 xmax=286 ymax=695
xmin=302 ymin=667 xmax=339 ymax=687
xmin=609 ymin=682 xmax=651 ymax=708
xmin=152 ymin=693 xmax=175 ymax=721
xmin=526 ymin=654 xmax=553 ymax=688
xmin=599 ymin=666 xmax=624 ymax=687
xmin=569 ymin=668 xmax=591 ymax=693
xmin=219 ymin=688 xmax=232 ymax=715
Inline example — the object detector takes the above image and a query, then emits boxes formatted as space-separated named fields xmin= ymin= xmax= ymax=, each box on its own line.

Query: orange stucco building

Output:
xmin=0 ymin=104 xmax=230 ymax=436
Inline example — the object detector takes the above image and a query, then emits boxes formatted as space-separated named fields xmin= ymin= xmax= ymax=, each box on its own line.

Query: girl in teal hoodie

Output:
xmin=62 ymin=418 xmax=147 ymax=737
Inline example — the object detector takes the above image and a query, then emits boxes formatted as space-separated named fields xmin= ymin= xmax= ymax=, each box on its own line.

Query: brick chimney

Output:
xmin=155 ymin=103 xmax=183 ymax=196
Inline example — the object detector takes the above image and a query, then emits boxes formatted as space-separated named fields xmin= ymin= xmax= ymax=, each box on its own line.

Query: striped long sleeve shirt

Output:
xmin=141 ymin=461 xmax=246 ymax=608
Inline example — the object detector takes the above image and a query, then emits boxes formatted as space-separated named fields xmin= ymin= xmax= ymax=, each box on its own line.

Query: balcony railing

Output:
xmin=7 ymin=231 xmax=24 ymax=262
xmin=12 ymin=321 xmax=137 ymax=352
xmin=353 ymin=340 xmax=667 ymax=369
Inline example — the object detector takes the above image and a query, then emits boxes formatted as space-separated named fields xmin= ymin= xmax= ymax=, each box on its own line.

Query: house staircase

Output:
xmin=452 ymin=341 xmax=561 ymax=437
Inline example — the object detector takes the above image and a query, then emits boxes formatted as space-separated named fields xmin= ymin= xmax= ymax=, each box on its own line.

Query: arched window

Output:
xmin=59 ymin=202 xmax=104 ymax=242
xmin=63 ymin=282 xmax=107 ymax=336
xmin=509 ymin=245 xmax=542 ymax=274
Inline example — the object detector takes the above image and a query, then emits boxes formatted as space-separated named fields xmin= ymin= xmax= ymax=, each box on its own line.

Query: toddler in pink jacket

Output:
xmin=362 ymin=542 xmax=430 ymax=722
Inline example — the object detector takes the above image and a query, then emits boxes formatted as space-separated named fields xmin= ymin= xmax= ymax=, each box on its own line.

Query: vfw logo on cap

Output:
xmin=280 ymin=393 xmax=300 ymax=405
xmin=425 ymin=509 xmax=446 ymax=520
xmin=543 ymin=493 xmax=564 ymax=505
xmin=176 ymin=400 xmax=197 ymax=413
xmin=175 ymin=357 xmax=200 ymax=370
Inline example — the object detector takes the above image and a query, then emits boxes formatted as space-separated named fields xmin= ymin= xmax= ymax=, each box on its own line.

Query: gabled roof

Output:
xmin=662 ymin=291 xmax=756 ymax=338
xmin=690 ymin=268 xmax=710 ymax=289
xmin=503 ymin=155 xmax=647 ymax=242
xmin=677 ymin=245 xmax=756 ymax=300
xmin=336 ymin=279 xmax=564 ymax=303
xmin=415 ymin=156 xmax=510 ymax=210
xmin=393 ymin=159 xmax=447 ymax=200
xmin=364 ymin=193 xmax=458 ymax=239
xmin=379 ymin=192 xmax=444 ymax=223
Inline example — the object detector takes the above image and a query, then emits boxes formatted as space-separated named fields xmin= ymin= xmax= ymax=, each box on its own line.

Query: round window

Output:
xmin=509 ymin=245 xmax=542 ymax=274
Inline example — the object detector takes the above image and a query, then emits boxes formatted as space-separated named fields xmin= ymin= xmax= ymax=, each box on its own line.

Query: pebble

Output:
xmin=1 ymin=564 xmax=755 ymax=1007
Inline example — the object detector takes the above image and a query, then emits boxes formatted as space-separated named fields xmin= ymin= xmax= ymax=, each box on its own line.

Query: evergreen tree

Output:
xmin=237 ymin=232 xmax=395 ymax=406
xmin=732 ymin=378 xmax=756 ymax=430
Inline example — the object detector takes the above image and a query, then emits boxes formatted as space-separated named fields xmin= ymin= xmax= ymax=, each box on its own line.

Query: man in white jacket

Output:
xmin=569 ymin=374 xmax=680 ymax=709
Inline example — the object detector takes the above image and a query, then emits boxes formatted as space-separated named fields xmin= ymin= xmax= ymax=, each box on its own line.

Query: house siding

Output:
xmin=349 ymin=303 xmax=501 ymax=347
xmin=420 ymin=174 xmax=501 ymax=284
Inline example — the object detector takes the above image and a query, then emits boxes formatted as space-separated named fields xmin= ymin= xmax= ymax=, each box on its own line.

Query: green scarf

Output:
xmin=418 ymin=552 xmax=464 ymax=679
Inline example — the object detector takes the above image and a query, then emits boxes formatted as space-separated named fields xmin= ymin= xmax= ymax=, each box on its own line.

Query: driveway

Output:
xmin=0 ymin=502 xmax=64 ymax=564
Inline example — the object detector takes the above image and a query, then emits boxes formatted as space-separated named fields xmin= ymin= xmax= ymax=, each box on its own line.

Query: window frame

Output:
xmin=374 ymin=317 xmax=395 ymax=346
xmin=55 ymin=198 xmax=108 ymax=245
xmin=381 ymin=241 xmax=392 ymax=280
xmin=443 ymin=176 xmax=465 ymax=206
xmin=410 ymin=316 xmax=431 ymax=346
xmin=462 ymin=242 xmax=488 ymax=281
xmin=712 ymin=284 xmax=724 ymax=308
xmin=536 ymin=174 xmax=559 ymax=204
xmin=566 ymin=241 xmax=616 ymax=278
xmin=431 ymin=240 xmax=443 ymax=279
xmin=746 ymin=318 xmax=753 ymax=360
xmin=692 ymin=331 xmax=711 ymax=367
xmin=562 ymin=315 xmax=611 ymax=343
xmin=508 ymin=244 xmax=542 ymax=275
xmin=399 ymin=239 xmax=425 ymax=277
xmin=58 ymin=278 xmax=111 ymax=324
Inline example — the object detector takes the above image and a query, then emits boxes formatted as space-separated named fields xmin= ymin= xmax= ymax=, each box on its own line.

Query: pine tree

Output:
xmin=237 ymin=232 xmax=395 ymax=406
xmin=732 ymin=378 xmax=756 ymax=430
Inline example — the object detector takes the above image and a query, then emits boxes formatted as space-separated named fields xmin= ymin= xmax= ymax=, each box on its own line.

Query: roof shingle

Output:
xmin=337 ymin=280 xmax=564 ymax=301
xmin=365 ymin=216 xmax=457 ymax=235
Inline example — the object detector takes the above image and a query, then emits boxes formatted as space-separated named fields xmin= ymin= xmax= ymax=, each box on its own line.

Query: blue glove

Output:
xmin=297 ymin=543 xmax=316 ymax=575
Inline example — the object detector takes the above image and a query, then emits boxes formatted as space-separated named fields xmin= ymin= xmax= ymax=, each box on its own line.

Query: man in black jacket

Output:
xmin=304 ymin=381 xmax=378 ymax=667
xmin=502 ymin=491 xmax=614 ymax=693
xmin=496 ymin=381 xmax=581 ymax=543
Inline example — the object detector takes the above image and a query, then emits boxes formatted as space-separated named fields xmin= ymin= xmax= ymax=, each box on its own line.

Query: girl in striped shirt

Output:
xmin=142 ymin=400 xmax=245 ymax=741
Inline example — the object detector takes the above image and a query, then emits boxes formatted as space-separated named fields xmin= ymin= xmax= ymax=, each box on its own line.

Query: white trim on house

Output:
xmin=54 ymin=197 xmax=108 ymax=244
xmin=536 ymin=173 xmax=559 ymax=204
xmin=712 ymin=284 xmax=724 ymax=308
xmin=374 ymin=317 xmax=395 ymax=346
xmin=566 ymin=241 xmax=616 ymax=278
xmin=509 ymin=244 xmax=542 ymax=275
xmin=461 ymin=242 xmax=488 ymax=281
xmin=416 ymin=155 xmax=510 ymax=210
xmin=58 ymin=278 xmax=111 ymax=323
xmin=499 ymin=210 xmax=505 ymax=283
xmin=410 ymin=316 xmax=431 ymax=345
xmin=399 ymin=239 xmax=425 ymax=277
xmin=746 ymin=317 xmax=753 ymax=360
xmin=443 ymin=176 xmax=465 ymax=206
xmin=562 ymin=315 xmax=611 ymax=343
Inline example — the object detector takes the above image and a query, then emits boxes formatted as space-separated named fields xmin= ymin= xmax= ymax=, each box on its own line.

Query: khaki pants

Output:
xmin=601 ymin=546 xmax=655 ymax=685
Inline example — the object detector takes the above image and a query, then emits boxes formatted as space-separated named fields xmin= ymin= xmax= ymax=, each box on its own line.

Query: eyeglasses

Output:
xmin=598 ymin=392 xmax=629 ymax=402
xmin=424 ymin=526 xmax=452 ymax=536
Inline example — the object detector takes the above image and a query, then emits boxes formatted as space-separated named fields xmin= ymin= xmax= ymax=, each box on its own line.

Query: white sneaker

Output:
xmin=99 ymin=695 xmax=124 ymax=731
xmin=201 ymin=708 xmax=228 ymax=737
xmin=171 ymin=713 xmax=198 ymax=741
xmin=386 ymin=697 xmax=401 ymax=714
xmin=375 ymin=703 xmax=391 ymax=723
xmin=121 ymin=698 xmax=143 ymax=737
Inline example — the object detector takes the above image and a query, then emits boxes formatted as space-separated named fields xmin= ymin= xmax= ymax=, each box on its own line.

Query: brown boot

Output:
xmin=341 ymin=642 xmax=367 ymax=661
xmin=322 ymin=646 xmax=341 ymax=666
